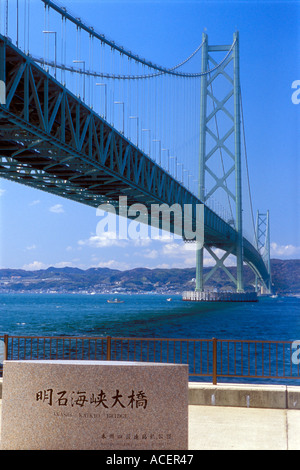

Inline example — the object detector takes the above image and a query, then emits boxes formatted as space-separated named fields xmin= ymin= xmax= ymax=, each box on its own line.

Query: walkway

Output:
xmin=189 ymin=405 xmax=300 ymax=450
xmin=1 ymin=400 xmax=300 ymax=450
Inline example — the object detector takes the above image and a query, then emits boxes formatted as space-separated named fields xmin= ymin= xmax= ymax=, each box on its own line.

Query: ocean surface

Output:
xmin=0 ymin=293 xmax=299 ymax=341
xmin=1 ymin=293 xmax=300 ymax=384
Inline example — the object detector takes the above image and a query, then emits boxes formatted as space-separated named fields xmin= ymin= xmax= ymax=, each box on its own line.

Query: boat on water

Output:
xmin=107 ymin=298 xmax=124 ymax=304
xmin=166 ymin=298 xmax=172 ymax=302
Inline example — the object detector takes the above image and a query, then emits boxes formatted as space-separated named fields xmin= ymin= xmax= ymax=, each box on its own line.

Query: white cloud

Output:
xmin=22 ymin=260 xmax=80 ymax=271
xmin=54 ymin=261 xmax=75 ymax=268
xmin=0 ymin=189 xmax=6 ymax=196
xmin=131 ymin=238 xmax=152 ymax=247
xmin=160 ymin=241 xmax=236 ymax=267
xmin=78 ymin=233 xmax=127 ymax=248
xmin=26 ymin=245 xmax=36 ymax=251
xmin=271 ymin=242 xmax=300 ymax=258
xmin=143 ymin=249 xmax=159 ymax=259
xmin=49 ymin=204 xmax=64 ymax=213
xmin=148 ymin=263 xmax=171 ymax=269
xmin=94 ymin=260 xmax=131 ymax=270
xmin=162 ymin=241 xmax=185 ymax=256
xmin=22 ymin=261 xmax=47 ymax=271
xmin=29 ymin=200 xmax=40 ymax=206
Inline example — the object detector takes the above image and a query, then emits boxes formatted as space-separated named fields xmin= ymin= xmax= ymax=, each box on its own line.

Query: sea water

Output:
xmin=0 ymin=293 xmax=299 ymax=341
xmin=1 ymin=294 xmax=300 ymax=384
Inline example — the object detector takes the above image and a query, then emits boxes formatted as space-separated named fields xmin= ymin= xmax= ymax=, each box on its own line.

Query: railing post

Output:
xmin=212 ymin=337 xmax=217 ymax=385
xmin=107 ymin=336 xmax=111 ymax=361
xmin=4 ymin=334 xmax=8 ymax=361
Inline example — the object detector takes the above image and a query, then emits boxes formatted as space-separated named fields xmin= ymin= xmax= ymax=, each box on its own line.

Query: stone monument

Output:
xmin=0 ymin=360 xmax=188 ymax=450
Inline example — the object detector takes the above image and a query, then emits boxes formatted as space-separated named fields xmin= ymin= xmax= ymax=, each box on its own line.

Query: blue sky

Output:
xmin=0 ymin=0 xmax=299 ymax=271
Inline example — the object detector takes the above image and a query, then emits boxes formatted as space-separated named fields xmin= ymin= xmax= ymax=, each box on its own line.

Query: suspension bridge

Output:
xmin=0 ymin=0 xmax=271 ymax=299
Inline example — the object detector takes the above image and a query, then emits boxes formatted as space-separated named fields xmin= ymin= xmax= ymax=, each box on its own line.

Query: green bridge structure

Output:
xmin=0 ymin=0 xmax=271 ymax=299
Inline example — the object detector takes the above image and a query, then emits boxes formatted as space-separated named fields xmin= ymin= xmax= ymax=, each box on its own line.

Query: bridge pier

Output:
xmin=183 ymin=291 xmax=258 ymax=302
xmin=195 ymin=243 xmax=204 ymax=292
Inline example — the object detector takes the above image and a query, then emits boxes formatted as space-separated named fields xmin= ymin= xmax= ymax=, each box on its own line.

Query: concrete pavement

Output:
xmin=188 ymin=382 xmax=300 ymax=450
xmin=189 ymin=405 xmax=300 ymax=450
xmin=1 ymin=400 xmax=300 ymax=450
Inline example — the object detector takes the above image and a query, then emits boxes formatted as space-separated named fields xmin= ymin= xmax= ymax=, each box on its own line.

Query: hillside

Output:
xmin=0 ymin=259 xmax=298 ymax=295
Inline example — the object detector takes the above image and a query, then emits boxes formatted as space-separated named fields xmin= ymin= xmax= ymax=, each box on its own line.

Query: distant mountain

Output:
xmin=0 ymin=259 xmax=298 ymax=294
xmin=269 ymin=259 xmax=300 ymax=294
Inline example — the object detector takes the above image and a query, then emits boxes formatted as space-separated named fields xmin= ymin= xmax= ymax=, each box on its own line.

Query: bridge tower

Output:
xmin=255 ymin=210 xmax=272 ymax=294
xmin=195 ymin=31 xmax=244 ymax=294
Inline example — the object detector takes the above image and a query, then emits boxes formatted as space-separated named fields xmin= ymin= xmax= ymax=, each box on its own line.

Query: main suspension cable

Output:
xmin=40 ymin=0 xmax=235 ymax=78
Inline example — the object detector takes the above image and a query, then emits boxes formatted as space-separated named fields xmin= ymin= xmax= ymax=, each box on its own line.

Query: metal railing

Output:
xmin=1 ymin=335 xmax=300 ymax=384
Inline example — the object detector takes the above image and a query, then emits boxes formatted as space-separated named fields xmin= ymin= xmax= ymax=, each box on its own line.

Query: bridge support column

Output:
xmin=195 ymin=32 xmax=208 ymax=293
xmin=233 ymin=31 xmax=244 ymax=293
xmin=195 ymin=31 xmax=246 ymax=294
xmin=195 ymin=244 xmax=204 ymax=292
xmin=255 ymin=210 xmax=272 ymax=294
